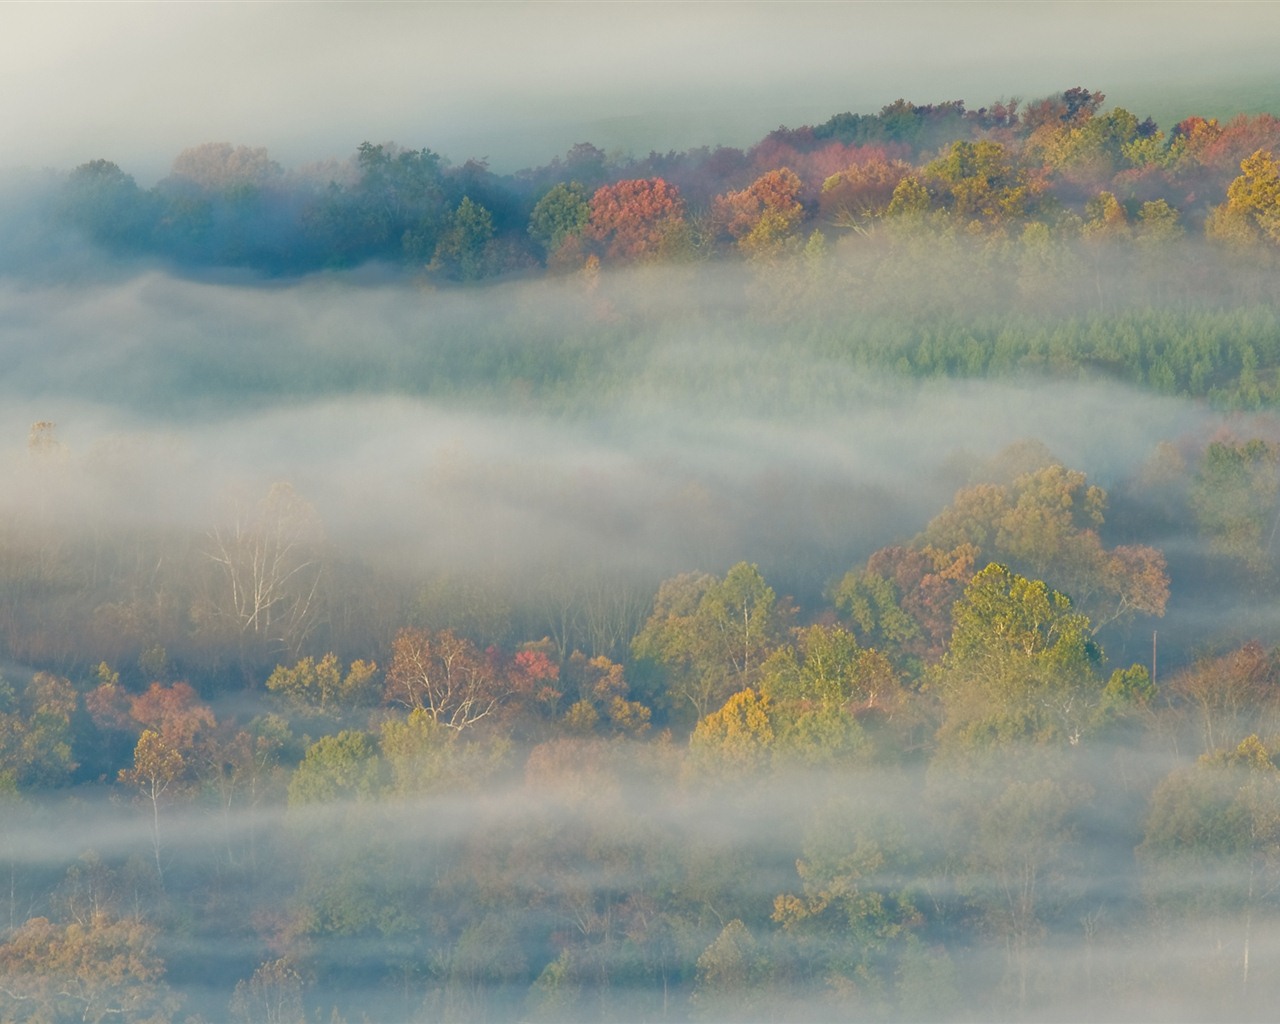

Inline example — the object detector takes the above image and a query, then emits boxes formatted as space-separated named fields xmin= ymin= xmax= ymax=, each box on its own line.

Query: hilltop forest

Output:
xmin=2 ymin=86 xmax=1280 ymax=1020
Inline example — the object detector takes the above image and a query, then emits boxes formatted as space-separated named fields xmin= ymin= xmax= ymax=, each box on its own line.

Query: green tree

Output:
xmin=286 ymin=731 xmax=381 ymax=807
xmin=56 ymin=159 xmax=154 ymax=251
xmin=937 ymin=563 xmax=1103 ymax=749
xmin=632 ymin=562 xmax=783 ymax=721
xmin=528 ymin=181 xmax=591 ymax=257
xmin=266 ymin=652 xmax=379 ymax=721
xmin=924 ymin=140 xmax=1036 ymax=224
xmin=0 ymin=671 xmax=78 ymax=788
xmin=431 ymin=196 xmax=496 ymax=280
xmin=758 ymin=624 xmax=903 ymax=765
xmin=379 ymin=707 xmax=508 ymax=796
xmin=1190 ymin=438 xmax=1280 ymax=577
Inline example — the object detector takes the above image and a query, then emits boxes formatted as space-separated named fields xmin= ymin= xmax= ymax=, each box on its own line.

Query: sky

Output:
xmin=5 ymin=2 xmax=1280 ymax=182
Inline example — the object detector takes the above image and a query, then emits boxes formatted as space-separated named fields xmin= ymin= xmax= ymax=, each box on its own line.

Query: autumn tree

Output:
xmin=818 ymin=157 xmax=913 ymax=226
xmin=917 ymin=462 xmax=1169 ymax=635
xmin=384 ymin=627 xmax=507 ymax=731
xmin=688 ymin=688 xmax=775 ymax=777
xmin=583 ymin=177 xmax=687 ymax=262
xmin=126 ymin=681 xmax=216 ymax=752
xmin=923 ymin=140 xmax=1037 ymax=224
xmin=1164 ymin=642 xmax=1280 ymax=756
xmin=0 ymin=912 xmax=177 ymax=1023
xmin=229 ymin=956 xmax=305 ymax=1024
xmin=559 ymin=651 xmax=650 ymax=737
xmin=167 ymin=142 xmax=283 ymax=192
xmin=831 ymin=544 xmax=977 ymax=676
xmin=119 ymin=730 xmax=186 ymax=885
xmin=1207 ymin=149 xmax=1280 ymax=246
xmin=711 ymin=167 xmax=805 ymax=257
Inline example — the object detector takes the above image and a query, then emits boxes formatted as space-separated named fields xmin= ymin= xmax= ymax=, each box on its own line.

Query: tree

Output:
xmin=431 ymin=196 xmax=496 ymax=280
xmin=831 ymin=544 xmax=976 ymax=676
xmin=924 ymin=140 xmax=1036 ymax=223
xmin=1140 ymin=736 xmax=1280 ymax=1002
xmin=560 ymin=651 xmax=651 ymax=737
xmin=126 ymin=681 xmax=216 ymax=752
xmin=691 ymin=919 xmax=768 ymax=1020
xmin=118 ymin=730 xmax=186 ymax=885
xmin=56 ymin=159 xmax=153 ymax=251
xmin=819 ymin=157 xmax=913 ymax=226
xmin=772 ymin=793 xmax=923 ymax=1013
xmin=379 ymin=708 xmax=509 ymax=796
xmin=167 ymin=142 xmax=282 ymax=192
xmin=948 ymin=759 xmax=1091 ymax=1012
xmin=266 ymin=653 xmax=379 ymax=721
xmin=1190 ymin=438 xmax=1280 ymax=576
xmin=205 ymin=482 xmax=325 ymax=662
xmin=383 ymin=627 xmax=507 ymax=731
xmin=528 ymin=181 xmax=591 ymax=257
xmin=0 ymin=671 xmax=78 ymax=788
xmin=1216 ymin=149 xmax=1280 ymax=245
xmin=937 ymin=563 xmax=1103 ymax=749
xmin=584 ymin=178 xmax=686 ymax=262
xmin=631 ymin=563 xmax=784 ymax=721
xmin=917 ymin=462 xmax=1168 ymax=635
xmin=1165 ymin=643 xmax=1280 ymax=756
xmin=229 ymin=956 xmax=305 ymax=1024
xmin=758 ymin=624 xmax=904 ymax=764
xmin=0 ymin=912 xmax=177 ymax=1023
xmin=286 ymin=730 xmax=381 ymax=807
xmin=688 ymin=688 xmax=775 ymax=777
xmin=711 ymin=168 xmax=805 ymax=257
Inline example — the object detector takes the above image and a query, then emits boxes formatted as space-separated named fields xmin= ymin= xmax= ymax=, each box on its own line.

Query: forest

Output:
xmin=1 ymin=85 xmax=1280 ymax=1020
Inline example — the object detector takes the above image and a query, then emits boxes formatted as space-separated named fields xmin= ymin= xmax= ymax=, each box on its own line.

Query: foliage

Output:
xmin=937 ymin=563 xmax=1103 ymax=749
xmin=0 ymin=912 xmax=177 ymax=1023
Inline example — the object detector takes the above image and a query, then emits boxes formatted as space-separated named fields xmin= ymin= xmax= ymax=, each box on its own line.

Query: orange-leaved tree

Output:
xmin=583 ymin=177 xmax=686 ymax=262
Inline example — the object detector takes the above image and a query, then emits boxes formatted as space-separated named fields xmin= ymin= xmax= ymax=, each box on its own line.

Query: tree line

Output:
xmin=36 ymin=87 xmax=1280 ymax=281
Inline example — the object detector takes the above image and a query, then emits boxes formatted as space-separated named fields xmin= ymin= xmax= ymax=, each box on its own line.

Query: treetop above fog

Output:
xmin=40 ymin=86 xmax=1280 ymax=279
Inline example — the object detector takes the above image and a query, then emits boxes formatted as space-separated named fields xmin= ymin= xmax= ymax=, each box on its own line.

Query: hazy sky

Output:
xmin=6 ymin=2 xmax=1280 ymax=181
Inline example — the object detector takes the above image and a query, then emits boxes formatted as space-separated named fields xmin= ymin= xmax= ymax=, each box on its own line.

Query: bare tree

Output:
xmin=207 ymin=482 xmax=324 ymax=660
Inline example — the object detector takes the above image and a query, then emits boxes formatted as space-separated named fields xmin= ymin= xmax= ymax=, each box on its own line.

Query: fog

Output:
xmin=0 ymin=261 xmax=1216 ymax=600
xmin=6 ymin=4 xmax=1280 ymax=179
xmin=3 ymin=176 xmax=1280 ymax=1016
